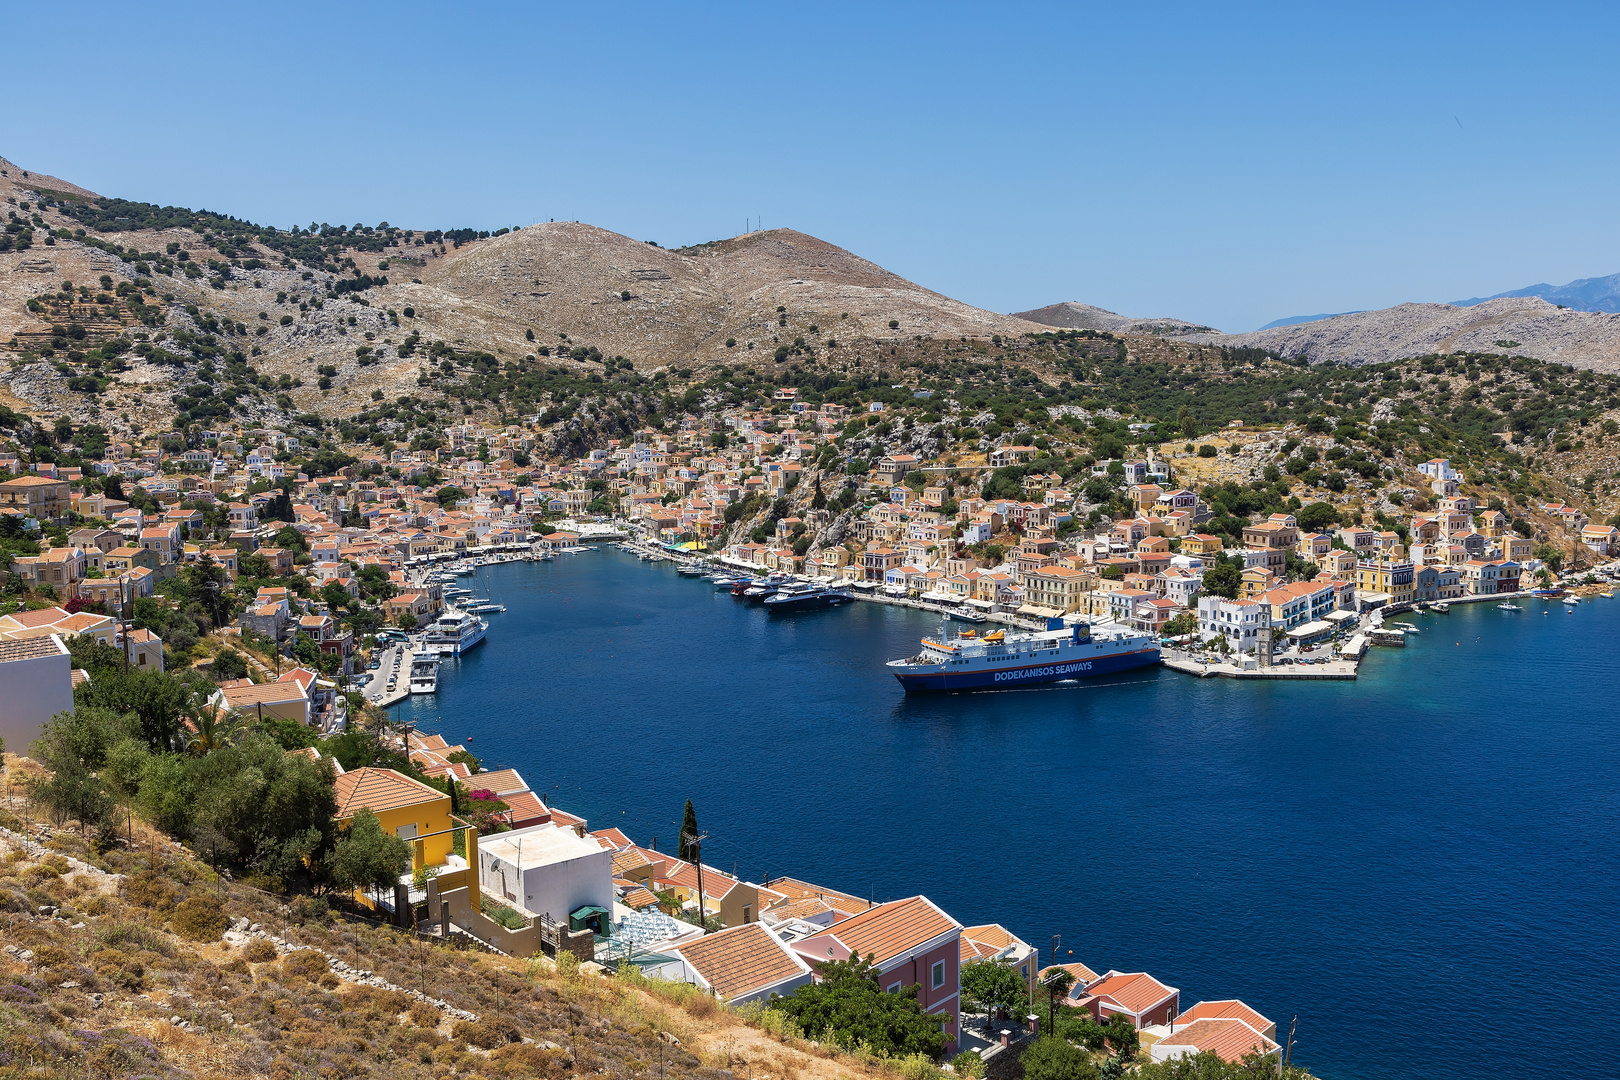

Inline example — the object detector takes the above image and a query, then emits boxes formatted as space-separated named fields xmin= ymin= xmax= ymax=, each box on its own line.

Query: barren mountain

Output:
xmin=1193 ymin=297 xmax=1620 ymax=371
xmin=1014 ymin=300 xmax=1217 ymax=337
xmin=414 ymin=223 xmax=1046 ymax=364
xmin=0 ymin=152 xmax=1053 ymax=431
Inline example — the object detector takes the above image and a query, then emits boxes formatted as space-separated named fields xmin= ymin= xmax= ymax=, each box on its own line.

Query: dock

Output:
xmin=1161 ymin=656 xmax=1358 ymax=680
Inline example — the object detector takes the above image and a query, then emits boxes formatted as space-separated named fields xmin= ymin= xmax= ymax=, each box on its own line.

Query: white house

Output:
xmin=477 ymin=823 xmax=613 ymax=927
xmin=1197 ymin=596 xmax=1270 ymax=654
xmin=0 ymin=636 xmax=74 ymax=758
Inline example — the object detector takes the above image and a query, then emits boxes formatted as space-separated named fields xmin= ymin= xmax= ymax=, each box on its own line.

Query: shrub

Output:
xmin=32 ymin=945 xmax=72 ymax=968
xmin=279 ymin=950 xmax=327 ymax=980
xmin=452 ymin=1016 xmax=521 ymax=1048
xmin=950 ymin=1049 xmax=987 ymax=1079
xmin=288 ymin=895 xmax=329 ymax=925
xmin=172 ymin=896 xmax=227 ymax=941
xmin=408 ymin=1001 xmax=441 ymax=1027
xmin=123 ymin=870 xmax=173 ymax=909
xmin=244 ymin=938 xmax=277 ymax=963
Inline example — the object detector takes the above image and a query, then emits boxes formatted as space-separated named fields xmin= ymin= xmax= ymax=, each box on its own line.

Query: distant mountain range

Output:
xmin=1253 ymin=270 xmax=1620 ymax=334
xmin=1255 ymin=311 xmax=1363 ymax=331
xmin=1452 ymin=270 xmax=1620 ymax=313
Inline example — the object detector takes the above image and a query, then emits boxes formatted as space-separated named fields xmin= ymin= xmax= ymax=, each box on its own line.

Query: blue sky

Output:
xmin=6 ymin=1 xmax=1620 ymax=331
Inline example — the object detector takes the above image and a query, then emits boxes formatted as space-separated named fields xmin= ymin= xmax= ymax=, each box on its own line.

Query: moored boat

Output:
xmin=887 ymin=616 xmax=1159 ymax=692
xmin=764 ymin=582 xmax=852 ymax=613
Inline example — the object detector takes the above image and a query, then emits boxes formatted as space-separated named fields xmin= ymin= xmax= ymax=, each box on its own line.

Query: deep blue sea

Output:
xmin=398 ymin=549 xmax=1620 ymax=1080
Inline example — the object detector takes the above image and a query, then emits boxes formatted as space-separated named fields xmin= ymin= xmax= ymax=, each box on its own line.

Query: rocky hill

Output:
xmin=1193 ymin=297 xmax=1620 ymax=371
xmin=1013 ymin=300 xmax=1216 ymax=337
xmin=0 ymin=153 xmax=1052 ymax=438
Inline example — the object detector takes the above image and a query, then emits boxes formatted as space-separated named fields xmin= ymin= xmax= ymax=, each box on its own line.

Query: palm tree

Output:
xmin=1041 ymin=967 xmax=1075 ymax=1039
xmin=186 ymin=697 xmax=244 ymax=755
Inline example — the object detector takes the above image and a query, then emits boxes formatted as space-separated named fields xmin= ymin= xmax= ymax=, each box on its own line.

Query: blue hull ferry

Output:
xmin=887 ymin=616 xmax=1159 ymax=692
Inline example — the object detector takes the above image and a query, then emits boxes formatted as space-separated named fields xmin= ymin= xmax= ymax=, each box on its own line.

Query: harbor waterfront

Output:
xmin=400 ymin=548 xmax=1618 ymax=1080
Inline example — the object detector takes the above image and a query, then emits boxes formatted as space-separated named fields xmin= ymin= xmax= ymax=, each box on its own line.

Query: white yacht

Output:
xmin=425 ymin=606 xmax=488 ymax=656
xmin=408 ymin=651 xmax=440 ymax=694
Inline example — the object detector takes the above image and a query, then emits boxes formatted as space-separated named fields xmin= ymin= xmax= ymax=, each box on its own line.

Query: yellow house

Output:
xmin=332 ymin=767 xmax=456 ymax=875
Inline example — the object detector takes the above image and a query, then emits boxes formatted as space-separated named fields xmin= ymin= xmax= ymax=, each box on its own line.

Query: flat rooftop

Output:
xmin=481 ymin=824 xmax=604 ymax=869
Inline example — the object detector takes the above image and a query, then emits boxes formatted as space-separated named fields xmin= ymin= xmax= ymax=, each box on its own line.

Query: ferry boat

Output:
xmin=887 ymin=617 xmax=1159 ymax=692
xmin=763 ymin=582 xmax=852 ymax=613
xmin=408 ymin=652 xmax=440 ymax=694
xmin=425 ymin=607 xmax=488 ymax=656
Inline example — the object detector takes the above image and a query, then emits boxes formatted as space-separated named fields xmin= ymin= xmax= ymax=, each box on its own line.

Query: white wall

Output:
xmin=0 ymin=642 xmax=73 ymax=758
xmin=520 ymin=848 xmax=612 ymax=926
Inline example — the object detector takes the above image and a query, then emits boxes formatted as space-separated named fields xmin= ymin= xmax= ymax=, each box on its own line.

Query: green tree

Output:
xmin=329 ymin=806 xmax=411 ymax=905
xmin=1295 ymin=501 xmax=1340 ymax=533
xmin=1020 ymin=1036 xmax=1098 ymax=1080
xmin=1201 ymin=554 xmax=1242 ymax=600
xmin=770 ymin=954 xmax=947 ymax=1059
xmin=436 ymin=485 xmax=465 ymax=510
xmin=398 ymin=612 xmax=418 ymax=631
xmin=961 ymin=958 xmax=1027 ymax=1020
xmin=74 ymin=668 xmax=192 ymax=751
xmin=1533 ymin=543 xmax=1564 ymax=573
xmin=679 ymin=799 xmax=699 ymax=861
xmin=1041 ymin=968 xmax=1076 ymax=1041
xmin=321 ymin=580 xmax=353 ymax=613
xmin=1163 ymin=610 xmax=1198 ymax=637
xmin=186 ymin=699 xmax=245 ymax=755
xmin=212 ymin=648 xmax=249 ymax=680
xmin=811 ymin=475 xmax=827 ymax=510
xmin=144 ymin=732 xmax=337 ymax=876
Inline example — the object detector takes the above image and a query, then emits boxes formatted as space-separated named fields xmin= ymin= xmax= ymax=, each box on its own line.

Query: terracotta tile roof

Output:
xmin=501 ymin=789 xmax=548 ymax=825
xmin=764 ymin=877 xmax=870 ymax=915
xmin=0 ymin=607 xmax=70 ymax=629
xmin=1175 ymin=1000 xmax=1273 ymax=1037
xmin=468 ymin=768 xmax=528 ymax=795
xmin=591 ymin=827 xmax=634 ymax=850
xmin=962 ymin=924 xmax=1027 ymax=955
xmin=332 ymin=767 xmax=447 ymax=819
xmin=1156 ymin=1018 xmax=1278 ymax=1063
xmin=813 ymin=896 xmax=960 ymax=966
xmin=612 ymin=848 xmax=656 ymax=878
xmin=621 ymin=887 xmax=660 ymax=910
xmin=1086 ymin=971 xmax=1178 ymax=1016
xmin=671 ymin=922 xmax=810 ymax=1000
xmin=219 ymin=682 xmax=308 ymax=707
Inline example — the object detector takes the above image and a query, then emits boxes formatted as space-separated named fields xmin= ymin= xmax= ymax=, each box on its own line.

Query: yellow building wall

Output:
xmin=343 ymin=795 xmax=455 ymax=871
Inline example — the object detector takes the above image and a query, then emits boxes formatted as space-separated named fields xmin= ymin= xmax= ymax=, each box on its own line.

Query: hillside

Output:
xmin=0 ymin=777 xmax=924 ymax=1080
xmin=1193 ymin=297 xmax=1620 ymax=371
xmin=0 ymin=153 xmax=1048 ymax=440
xmin=1013 ymin=300 xmax=1216 ymax=337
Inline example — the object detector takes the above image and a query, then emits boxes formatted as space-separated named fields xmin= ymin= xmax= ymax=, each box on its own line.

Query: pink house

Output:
xmin=793 ymin=895 xmax=964 ymax=1053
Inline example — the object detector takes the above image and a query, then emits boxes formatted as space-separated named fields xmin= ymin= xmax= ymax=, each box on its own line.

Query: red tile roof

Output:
xmin=1175 ymin=1000 xmax=1273 ymax=1037
xmin=1086 ymin=971 xmax=1178 ymax=1017
xmin=810 ymin=896 xmax=960 ymax=967
xmin=1155 ymin=1018 xmax=1278 ymax=1064
xmin=332 ymin=767 xmax=447 ymax=818
xmin=670 ymin=922 xmax=810 ymax=1000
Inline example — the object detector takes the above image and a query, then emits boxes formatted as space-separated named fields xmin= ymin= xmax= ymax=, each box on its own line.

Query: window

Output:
xmin=887 ymin=982 xmax=902 ymax=995
xmin=931 ymin=961 xmax=945 ymax=989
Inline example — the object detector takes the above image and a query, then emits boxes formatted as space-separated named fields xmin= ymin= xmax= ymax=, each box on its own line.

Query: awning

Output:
xmin=1016 ymin=604 xmax=1064 ymax=618
xmin=1324 ymin=610 xmax=1359 ymax=624
xmin=1286 ymin=620 xmax=1334 ymax=639
xmin=963 ymin=598 xmax=995 ymax=609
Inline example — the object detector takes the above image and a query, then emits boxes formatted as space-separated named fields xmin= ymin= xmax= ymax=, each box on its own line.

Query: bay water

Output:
xmin=398 ymin=549 xmax=1619 ymax=1080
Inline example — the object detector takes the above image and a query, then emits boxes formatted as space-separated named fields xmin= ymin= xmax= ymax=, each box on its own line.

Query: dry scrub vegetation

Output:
xmin=0 ymin=764 xmax=941 ymax=1080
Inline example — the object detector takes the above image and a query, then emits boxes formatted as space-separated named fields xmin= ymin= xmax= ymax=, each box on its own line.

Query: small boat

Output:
xmin=1564 ymin=597 xmax=1580 ymax=607
xmin=1403 ymin=624 xmax=1422 ymax=633
xmin=466 ymin=601 xmax=506 ymax=614
xmin=1603 ymin=592 xmax=1615 ymax=599
xmin=1497 ymin=603 xmax=1521 ymax=611
xmin=1433 ymin=602 xmax=1450 ymax=613
xmin=677 ymin=566 xmax=706 ymax=577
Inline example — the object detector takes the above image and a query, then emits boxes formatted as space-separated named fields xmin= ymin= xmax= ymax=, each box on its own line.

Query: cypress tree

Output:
xmin=679 ymin=799 xmax=699 ymax=861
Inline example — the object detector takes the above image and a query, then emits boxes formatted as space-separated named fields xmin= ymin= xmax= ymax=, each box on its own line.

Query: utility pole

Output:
xmin=683 ymin=828 xmax=709 ymax=933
